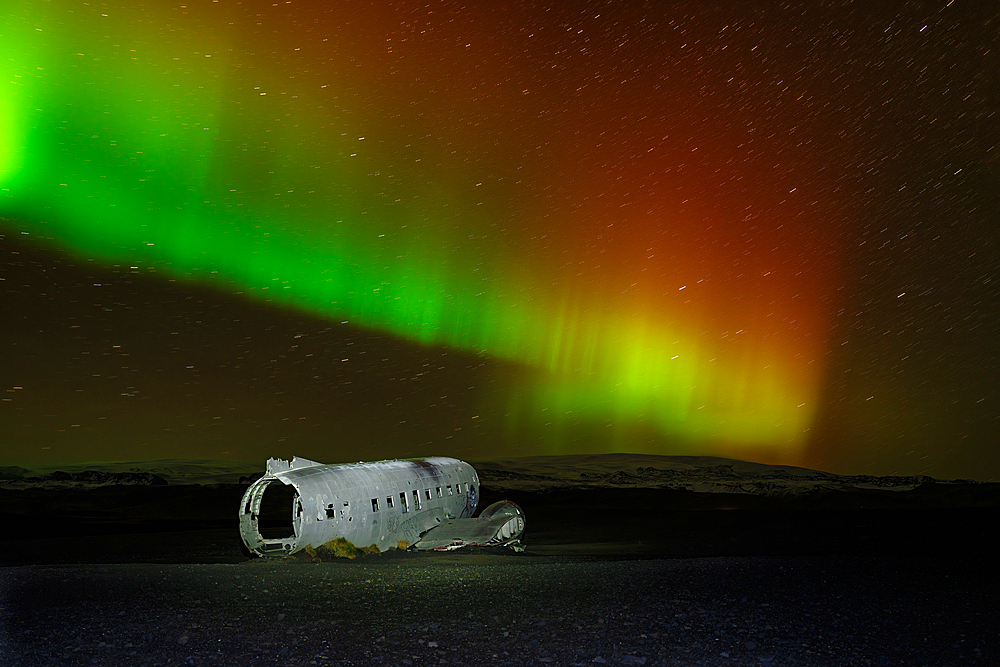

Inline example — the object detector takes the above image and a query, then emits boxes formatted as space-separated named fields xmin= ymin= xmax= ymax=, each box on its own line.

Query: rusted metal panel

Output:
xmin=240 ymin=457 xmax=519 ymax=557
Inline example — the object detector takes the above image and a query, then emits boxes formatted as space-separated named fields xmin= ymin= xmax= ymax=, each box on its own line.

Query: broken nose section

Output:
xmin=239 ymin=475 xmax=302 ymax=556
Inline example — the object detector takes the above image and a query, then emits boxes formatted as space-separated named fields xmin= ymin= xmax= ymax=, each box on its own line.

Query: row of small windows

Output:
xmin=370 ymin=483 xmax=470 ymax=513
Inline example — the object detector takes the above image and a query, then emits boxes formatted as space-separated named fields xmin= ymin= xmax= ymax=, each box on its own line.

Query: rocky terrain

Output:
xmin=3 ymin=553 xmax=996 ymax=666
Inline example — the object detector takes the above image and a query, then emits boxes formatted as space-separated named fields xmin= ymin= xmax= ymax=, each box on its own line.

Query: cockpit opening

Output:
xmin=239 ymin=476 xmax=302 ymax=556
xmin=257 ymin=480 xmax=297 ymax=539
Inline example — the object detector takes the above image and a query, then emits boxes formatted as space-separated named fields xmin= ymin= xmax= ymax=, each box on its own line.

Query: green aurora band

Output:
xmin=2 ymin=1 xmax=829 ymax=461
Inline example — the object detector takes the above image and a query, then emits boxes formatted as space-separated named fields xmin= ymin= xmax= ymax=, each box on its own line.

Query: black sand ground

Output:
xmin=3 ymin=553 xmax=997 ymax=667
xmin=1 ymin=466 xmax=998 ymax=666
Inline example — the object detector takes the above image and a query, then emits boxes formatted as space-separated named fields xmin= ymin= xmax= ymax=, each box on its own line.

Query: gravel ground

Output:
xmin=2 ymin=552 xmax=996 ymax=667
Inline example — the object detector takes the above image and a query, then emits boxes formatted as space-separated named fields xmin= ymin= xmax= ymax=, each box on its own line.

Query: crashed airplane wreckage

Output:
xmin=239 ymin=456 xmax=525 ymax=557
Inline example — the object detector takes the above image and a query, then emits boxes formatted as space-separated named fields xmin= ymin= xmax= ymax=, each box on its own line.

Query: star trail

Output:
xmin=2 ymin=0 xmax=997 ymax=479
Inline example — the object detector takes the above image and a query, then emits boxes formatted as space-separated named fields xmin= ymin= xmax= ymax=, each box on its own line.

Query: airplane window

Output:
xmin=424 ymin=489 xmax=432 ymax=501
xmin=325 ymin=504 xmax=336 ymax=519
xmin=412 ymin=489 xmax=421 ymax=510
xmin=447 ymin=485 xmax=453 ymax=495
xmin=436 ymin=487 xmax=442 ymax=498
xmin=400 ymin=492 xmax=408 ymax=512
xmin=386 ymin=495 xmax=394 ymax=508
xmin=371 ymin=498 xmax=379 ymax=512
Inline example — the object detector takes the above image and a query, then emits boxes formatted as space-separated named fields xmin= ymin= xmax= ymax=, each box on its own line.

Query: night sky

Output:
xmin=2 ymin=0 xmax=997 ymax=480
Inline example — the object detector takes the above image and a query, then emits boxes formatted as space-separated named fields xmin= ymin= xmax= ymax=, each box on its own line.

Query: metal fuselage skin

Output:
xmin=239 ymin=456 xmax=479 ymax=556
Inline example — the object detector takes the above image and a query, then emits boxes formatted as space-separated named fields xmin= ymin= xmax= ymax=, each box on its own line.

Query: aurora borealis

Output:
xmin=3 ymin=1 xmax=998 ymax=479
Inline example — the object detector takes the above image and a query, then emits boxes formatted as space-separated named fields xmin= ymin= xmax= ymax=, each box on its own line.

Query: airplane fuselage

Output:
xmin=239 ymin=456 xmax=481 ymax=556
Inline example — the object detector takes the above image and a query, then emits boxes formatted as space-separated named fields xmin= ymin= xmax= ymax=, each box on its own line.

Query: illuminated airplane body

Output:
xmin=239 ymin=456 xmax=525 ymax=556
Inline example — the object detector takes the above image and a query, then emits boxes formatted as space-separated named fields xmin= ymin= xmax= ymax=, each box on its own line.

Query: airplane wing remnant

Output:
xmin=238 ymin=457 xmax=524 ymax=557
xmin=411 ymin=499 xmax=526 ymax=551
